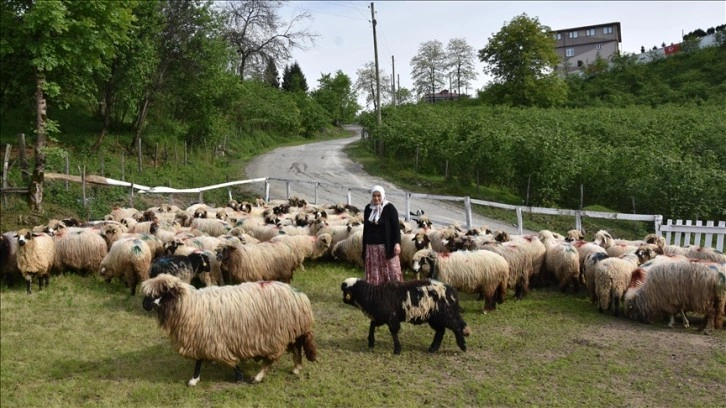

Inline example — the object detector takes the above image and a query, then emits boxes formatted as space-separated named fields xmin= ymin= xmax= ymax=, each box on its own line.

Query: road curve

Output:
xmin=245 ymin=125 xmax=526 ymax=235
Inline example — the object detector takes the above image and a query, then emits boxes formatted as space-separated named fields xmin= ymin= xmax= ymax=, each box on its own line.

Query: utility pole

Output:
xmin=370 ymin=2 xmax=381 ymax=125
xmin=391 ymin=55 xmax=396 ymax=106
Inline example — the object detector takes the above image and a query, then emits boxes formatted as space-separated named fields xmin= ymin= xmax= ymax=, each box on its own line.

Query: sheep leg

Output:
xmin=251 ymin=358 xmax=272 ymax=383
xmin=187 ymin=360 xmax=203 ymax=386
xmin=612 ymin=294 xmax=620 ymax=317
xmin=428 ymin=324 xmax=445 ymax=353
xmin=233 ymin=366 xmax=244 ymax=383
xmin=387 ymin=321 xmax=402 ymax=355
xmin=367 ymin=321 xmax=378 ymax=350
xmin=680 ymin=309 xmax=690 ymax=328
xmin=291 ymin=341 xmax=303 ymax=375
xmin=25 ymin=277 xmax=32 ymax=295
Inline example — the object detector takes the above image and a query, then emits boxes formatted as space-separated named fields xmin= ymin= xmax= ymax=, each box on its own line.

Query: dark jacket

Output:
xmin=362 ymin=203 xmax=401 ymax=260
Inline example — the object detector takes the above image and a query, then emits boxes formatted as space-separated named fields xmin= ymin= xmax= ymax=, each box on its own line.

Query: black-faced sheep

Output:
xmin=142 ymin=274 xmax=317 ymax=385
xmin=341 ymin=278 xmax=471 ymax=355
xmin=99 ymin=237 xmax=152 ymax=296
xmin=623 ymin=260 xmax=726 ymax=334
xmin=411 ymin=249 xmax=509 ymax=313
xmin=149 ymin=252 xmax=212 ymax=285
xmin=15 ymin=229 xmax=56 ymax=294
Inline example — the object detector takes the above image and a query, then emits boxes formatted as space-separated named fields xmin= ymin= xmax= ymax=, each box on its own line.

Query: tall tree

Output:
xmin=446 ymin=38 xmax=478 ymax=95
xmin=477 ymin=13 xmax=566 ymax=107
xmin=354 ymin=61 xmax=390 ymax=111
xmin=410 ymin=40 xmax=448 ymax=101
xmin=311 ymin=71 xmax=360 ymax=126
xmin=281 ymin=61 xmax=308 ymax=92
xmin=263 ymin=56 xmax=280 ymax=88
xmin=223 ymin=0 xmax=317 ymax=80
xmin=1 ymin=0 xmax=134 ymax=211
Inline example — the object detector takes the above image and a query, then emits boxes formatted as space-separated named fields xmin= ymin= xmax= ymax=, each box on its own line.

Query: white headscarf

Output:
xmin=368 ymin=185 xmax=389 ymax=223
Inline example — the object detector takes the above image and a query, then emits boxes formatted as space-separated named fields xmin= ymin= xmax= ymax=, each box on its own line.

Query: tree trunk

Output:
xmin=93 ymin=80 xmax=113 ymax=151
xmin=130 ymin=94 xmax=150 ymax=152
xmin=29 ymin=71 xmax=47 ymax=212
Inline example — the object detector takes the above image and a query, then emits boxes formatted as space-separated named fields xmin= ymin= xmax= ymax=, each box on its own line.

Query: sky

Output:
xmin=279 ymin=1 xmax=726 ymax=108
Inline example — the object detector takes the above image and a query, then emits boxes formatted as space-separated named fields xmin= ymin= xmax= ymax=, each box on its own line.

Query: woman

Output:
xmin=362 ymin=185 xmax=402 ymax=284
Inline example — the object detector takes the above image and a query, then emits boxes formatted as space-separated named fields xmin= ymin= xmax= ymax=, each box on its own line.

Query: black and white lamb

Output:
xmin=149 ymin=252 xmax=212 ymax=285
xmin=341 ymin=278 xmax=471 ymax=355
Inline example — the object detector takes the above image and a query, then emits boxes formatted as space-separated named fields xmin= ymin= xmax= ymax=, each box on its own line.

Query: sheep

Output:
xmin=643 ymin=234 xmax=726 ymax=262
xmin=51 ymin=224 xmax=108 ymax=276
xmin=539 ymin=230 xmax=580 ymax=292
xmin=480 ymin=240 xmax=534 ymax=300
xmin=400 ymin=231 xmax=433 ymax=275
xmin=593 ymin=251 xmax=654 ymax=317
xmin=190 ymin=218 xmax=231 ymax=237
xmin=309 ymin=217 xmax=361 ymax=257
xmin=331 ymin=230 xmax=364 ymax=268
xmin=426 ymin=227 xmax=462 ymax=253
xmin=167 ymin=245 xmax=224 ymax=286
xmin=142 ymin=274 xmax=316 ymax=385
xmin=105 ymin=206 xmax=140 ymax=222
xmin=269 ymin=233 xmax=333 ymax=269
xmin=411 ymin=249 xmax=509 ymax=313
xmin=623 ymin=260 xmax=726 ymax=334
xmin=341 ymin=278 xmax=471 ymax=355
xmin=14 ymin=229 xmax=56 ymax=294
xmin=215 ymin=241 xmax=303 ymax=284
xmin=0 ymin=232 xmax=21 ymax=286
xmin=593 ymin=230 xmax=645 ymax=258
xmin=149 ymin=252 xmax=212 ymax=285
xmin=99 ymin=237 xmax=152 ymax=296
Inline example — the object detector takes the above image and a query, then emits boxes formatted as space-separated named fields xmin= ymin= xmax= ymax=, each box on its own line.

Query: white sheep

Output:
xmin=331 ymin=230 xmax=364 ymax=268
xmin=593 ymin=230 xmax=645 ymax=258
xmin=215 ymin=241 xmax=303 ymax=284
xmin=269 ymin=233 xmax=333 ymax=269
xmin=99 ymin=237 xmax=152 ymax=296
xmin=14 ymin=229 xmax=56 ymax=294
xmin=400 ymin=230 xmax=433 ymax=276
xmin=623 ymin=260 xmax=726 ymax=334
xmin=594 ymin=252 xmax=650 ymax=316
xmin=412 ymin=249 xmax=509 ymax=313
xmin=142 ymin=274 xmax=317 ymax=385
xmin=190 ymin=218 xmax=231 ymax=237
xmin=51 ymin=224 xmax=108 ymax=276
xmin=539 ymin=230 xmax=580 ymax=293
xmin=481 ymin=240 xmax=535 ymax=300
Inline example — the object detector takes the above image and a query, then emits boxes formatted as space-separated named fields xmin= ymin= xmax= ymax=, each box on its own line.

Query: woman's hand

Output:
xmin=394 ymin=243 xmax=401 ymax=256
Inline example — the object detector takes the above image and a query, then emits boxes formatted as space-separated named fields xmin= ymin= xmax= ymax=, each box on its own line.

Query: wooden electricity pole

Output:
xmin=370 ymin=2 xmax=381 ymax=125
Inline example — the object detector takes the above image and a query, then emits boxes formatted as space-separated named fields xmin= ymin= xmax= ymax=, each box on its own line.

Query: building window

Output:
xmin=553 ymin=33 xmax=562 ymax=40
xmin=586 ymin=28 xmax=596 ymax=37
xmin=568 ymin=31 xmax=578 ymax=39
xmin=595 ymin=44 xmax=602 ymax=49
xmin=566 ymin=48 xmax=575 ymax=57
xmin=603 ymin=26 xmax=613 ymax=35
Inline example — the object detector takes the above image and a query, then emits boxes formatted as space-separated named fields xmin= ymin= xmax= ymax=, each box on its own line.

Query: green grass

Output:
xmin=344 ymin=141 xmax=653 ymax=240
xmin=2 ymin=262 xmax=724 ymax=408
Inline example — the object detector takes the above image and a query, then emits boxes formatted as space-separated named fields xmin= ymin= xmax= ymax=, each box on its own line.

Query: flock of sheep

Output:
xmin=1 ymin=195 xmax=725 ymax=385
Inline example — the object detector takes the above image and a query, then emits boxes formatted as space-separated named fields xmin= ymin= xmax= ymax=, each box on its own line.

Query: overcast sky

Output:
xmin=278 ymin=1 xmax=725 ymax=107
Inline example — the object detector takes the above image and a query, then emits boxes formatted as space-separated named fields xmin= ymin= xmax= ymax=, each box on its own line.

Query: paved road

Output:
xmin=245 ymin=125 xmax=526 ymax=235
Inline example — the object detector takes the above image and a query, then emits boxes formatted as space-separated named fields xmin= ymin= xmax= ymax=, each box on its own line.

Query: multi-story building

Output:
xmin=552 ymin=22 xmax=622 ymax=73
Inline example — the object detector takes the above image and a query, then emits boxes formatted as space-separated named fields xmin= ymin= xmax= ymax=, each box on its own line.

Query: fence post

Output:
xmin=18 ymin=133 xmax=28 ymax=182
xmin=516 ymin=207 xmax=524 ymax=235
xmin=405 ymin=192 xmax=411 ymax=222
xmin=79 ymin=165 xmax=86 ymax=208
xmin=129 ymin=183 xmax=134 ymax=207
xmin=654 ymin=214 xmax=663 ymax=237
xmin=346 ymin=188 xmax=352 ymax=206
xmin=264 ymin=180 xmax=270 ymax=202
xmin=286 ymin=181 xmax=291 ymax=199
xmin=575 ymin=211 xmax=582 ymax=232
xmin=99 ymin=150 xmax=105 ymax=177
xmin=464 ymin=196 xmax=472 ymax=230
xmin=314 ymin=182 xmax=319 ymax=205
xmin=154 ymin=142 xmax=158 ymax=169
xmin=199 ymin=191 xmax=203 ymax=204
xmin=120 ymin=152 xmax=125 ymax=181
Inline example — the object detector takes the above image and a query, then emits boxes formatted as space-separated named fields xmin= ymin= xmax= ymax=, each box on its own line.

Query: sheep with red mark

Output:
xmin=623 ymin=260 xmax=726 ymax=334
xmin=341 ymin=278 xmax=471 ymax=355
xmin=593 ymin=230 xmax=645 ymax=258
xmin=594 ymin=250 xmax=656 ymax=317
xmin=412 ymin=249 xmax=509 ymax=313
xmin=14 ymin=229 xmax=56 ymax=294
xmin=99 ymin=237 xmax=153 ymax=296
xmin=643 ymin=233 xmax=726 ymax=263
xmin=142 ymin=275 xmax=316 ymax=385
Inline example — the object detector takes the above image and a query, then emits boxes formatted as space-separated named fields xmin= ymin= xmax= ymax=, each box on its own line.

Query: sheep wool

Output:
xmin=15 ymin=229 xmax=56 ymax=294
xmin=99 ymin=237 xmax=152 ymax=296
xmin=142 ymin=274 xmax=316 ymax=385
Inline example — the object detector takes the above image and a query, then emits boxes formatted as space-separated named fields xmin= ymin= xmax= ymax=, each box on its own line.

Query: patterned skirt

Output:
xmin=364 ymin=244 xmax=403 ymax=285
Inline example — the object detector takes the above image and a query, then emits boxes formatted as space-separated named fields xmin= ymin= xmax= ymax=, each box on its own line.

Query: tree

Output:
xmin=311 ymin=71 xmax=360 ymax=126
xmin=394 ymin=87 xmax=414 ymax=105
xmin=446 ymin=38 xmax=478 ymax=95
xmin=281 ymin=61 xmax=308 ymax=92
xmin=410 ymin=40 xmax=447 ymax=101
xmin=1 ymin=0 xmax=134 ymax=211
xmin=263 ymin=56 xmax=280 ymax=88
xmin=222 ymin=0 xmax=317 ymax=80
xmin=477 ymin=13 xmax=566 ymax=107
xmin=354 ymin=61 xmax=390 ymax=111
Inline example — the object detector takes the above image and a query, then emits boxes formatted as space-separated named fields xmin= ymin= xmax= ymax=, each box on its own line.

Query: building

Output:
xmin=552 ymin=22 xmax=622 ymax=73
xmin=421 ymin=89 xmax=468 ymax=103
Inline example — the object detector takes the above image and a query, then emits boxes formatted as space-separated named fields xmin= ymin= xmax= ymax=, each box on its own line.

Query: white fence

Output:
xmin=47 ymin=174 xmax=726 ymax=252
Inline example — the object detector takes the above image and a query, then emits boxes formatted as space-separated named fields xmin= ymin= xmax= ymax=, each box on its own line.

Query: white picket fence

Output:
xmin=46 ymin=174 xmax=726 ymax=252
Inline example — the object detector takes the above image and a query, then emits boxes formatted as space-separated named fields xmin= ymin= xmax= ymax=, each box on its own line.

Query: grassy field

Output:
xmin=1 ymin=260 xmax=724 ymax=408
